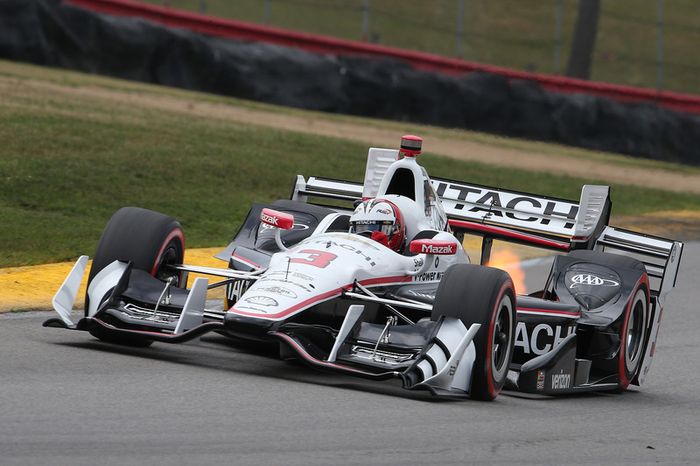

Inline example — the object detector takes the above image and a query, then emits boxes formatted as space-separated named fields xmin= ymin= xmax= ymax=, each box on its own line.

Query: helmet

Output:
xmin=349 ymin=199 xmax=405 ymax=252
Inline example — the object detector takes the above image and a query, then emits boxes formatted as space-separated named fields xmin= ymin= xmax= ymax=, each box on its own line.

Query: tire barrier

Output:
xmin=2 ymin=0 xmax=699 ymax=166
xmin=64 ymin=0 xmax=700 ymax=116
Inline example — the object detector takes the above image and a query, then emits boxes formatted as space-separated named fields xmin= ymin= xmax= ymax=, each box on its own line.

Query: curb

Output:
xmin=0 ymin=248 xmax=225 ymax=313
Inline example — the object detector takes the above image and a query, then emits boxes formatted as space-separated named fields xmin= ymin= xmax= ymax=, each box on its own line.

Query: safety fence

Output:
xmin=65 ymin=0 xmax=700 ymax=115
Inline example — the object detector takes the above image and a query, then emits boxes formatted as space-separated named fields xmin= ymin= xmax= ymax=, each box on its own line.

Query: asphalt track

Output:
xmin=2 ymin=244 xmax=699 ymax=465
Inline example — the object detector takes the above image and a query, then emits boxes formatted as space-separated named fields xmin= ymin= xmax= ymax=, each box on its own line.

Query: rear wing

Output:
xmin=291 ymin=157 xmax=683 ymax=299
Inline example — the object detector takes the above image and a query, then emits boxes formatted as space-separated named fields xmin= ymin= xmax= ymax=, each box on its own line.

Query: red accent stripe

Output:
xmin=357 ymin=275 xmax=413 ymax=287
xmin=66 ymin=0 xmax=700 ymax=115
xmin=229 ymin=275 xmax=412 ymax=320
xmin=485 ymin=280 xmax=512 ymax=399
xmin=517 ymin=307 xmax=581 ymax=318
xmin=618 ymin=274 xmax=650 ymax=389
xmin=448 ymin=220 xmax=571 ymax=251
xmin=151 ymin=228 xmax=185 ymax=276
xmin=231 ymin=252 xmax=261 ymax=269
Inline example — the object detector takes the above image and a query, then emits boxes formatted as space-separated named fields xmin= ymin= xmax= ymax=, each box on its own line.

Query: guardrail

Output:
xmin=66 ymin=0 xmax=700 ymax=115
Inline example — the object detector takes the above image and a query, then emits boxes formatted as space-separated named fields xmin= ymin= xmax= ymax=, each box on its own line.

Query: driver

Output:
xmin=349 ymin=199 xmax=406 ymax=253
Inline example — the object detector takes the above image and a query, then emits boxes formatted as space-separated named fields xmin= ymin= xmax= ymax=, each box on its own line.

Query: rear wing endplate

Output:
xmin=595 ymin=227 xmax=683 ymax=299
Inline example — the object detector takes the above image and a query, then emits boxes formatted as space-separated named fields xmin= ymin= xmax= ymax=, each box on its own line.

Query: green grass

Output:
xmin=142 ymin=0 xmax=700 ymax=95
xmin=1 ymin=60 xmax=699 ymax=267
xmin=3 ymin=59 xmax=698 ymax=178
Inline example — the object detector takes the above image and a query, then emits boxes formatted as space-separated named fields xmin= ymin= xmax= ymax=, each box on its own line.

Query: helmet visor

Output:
xmin=350 ymin=221 xmax=394 ymax=237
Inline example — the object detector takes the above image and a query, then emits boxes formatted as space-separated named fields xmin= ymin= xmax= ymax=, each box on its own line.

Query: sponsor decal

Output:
xmin=413 ymin=257 xmax=424 ymax=268
xmin=226 ymin=279 xmax=251 ymax=305
xmin=292 ymin=272 xmax=314 ymax=281
xmin=569 ymin=274 xmax=620 ymax=288
xmin=341 ymin=244 xmax=378 ymax=266
xmin=420 ymin=243 xmax=455 ymax=254
xmin=243 ymin=296 xmax=279 ymax=307
xmin=267 ymin=271 xmax=314 ymax=281
xmin=409 ymin=240 xmax=456 ymax=256
xmin=260 ymin=212 xmax=279 ymax=226
xmin=258 ymin=277 xmax=312 ymax=293
xmin=448 ymin=364 xmax=457 ymax=376
xmin=434 ymin=181 xmax=579 ymax=230
xmin=536 ymin=370 xmax=545 ymax=391
xmin=303 ymin=239 xmax=378 ymax=266
xmin=307 ymin=236 xmax=381 ymax=251
xmin=514 ymin=322 xmax=575 ymax=355
xmin=260 ymin=209 xmax=293 ymax=229
xmin=257 ymin=286 xmax=298 ymax=299
xmin=551 ymin=370 xmax=571 ymax=390
xmin=413 ymin=271 xmax=444 ymax=282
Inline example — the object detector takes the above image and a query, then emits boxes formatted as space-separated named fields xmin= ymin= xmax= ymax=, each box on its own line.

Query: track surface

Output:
xmin=2 ymin=244 xmax=699 ymax=465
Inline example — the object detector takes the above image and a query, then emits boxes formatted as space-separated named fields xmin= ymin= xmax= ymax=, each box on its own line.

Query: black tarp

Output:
xmin=2 ymin=0 xmax=699 ymax=165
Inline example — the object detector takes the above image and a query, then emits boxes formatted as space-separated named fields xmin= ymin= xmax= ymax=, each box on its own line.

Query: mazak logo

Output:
xmin=260 ymin=212 xmax=279 ymax=226
xmin=420 ymin=244 xmax=455 ymax=255
xmin=569 ymin=274 xmax=619 ymax=288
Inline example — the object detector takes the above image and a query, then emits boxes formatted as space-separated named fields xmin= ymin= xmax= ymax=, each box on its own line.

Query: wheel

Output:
xmin=618 ymin=278 xmax=649 ymax=390
xmin=85 ymin=207 xmax=185 ymax=345
xmin=87 ymin=207 xmax=185 ymax=293
xmin=432 ymin=264 xmax=516 ymax=401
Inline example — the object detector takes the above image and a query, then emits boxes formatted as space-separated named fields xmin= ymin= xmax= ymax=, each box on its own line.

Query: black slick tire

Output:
xmin=432 ymin=264 xmax=516 ymax=401
xmin=617 ymin=275 xmax=650 ymax=390
xmin=85 ymin=207 xmax=185 ymax=346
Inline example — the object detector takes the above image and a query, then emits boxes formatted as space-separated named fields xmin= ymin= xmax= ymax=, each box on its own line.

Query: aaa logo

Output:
xmin=569 ymin=274 xmax=619 ymax=288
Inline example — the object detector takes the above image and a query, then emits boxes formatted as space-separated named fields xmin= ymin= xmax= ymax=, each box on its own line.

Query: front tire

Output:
xmin=85 ymin=207 xmax=185 ymax=346
xmin=87 ymin=207 xmax=185 ymax=294
xmin=432 ymin=264 xmax=516 ymax=401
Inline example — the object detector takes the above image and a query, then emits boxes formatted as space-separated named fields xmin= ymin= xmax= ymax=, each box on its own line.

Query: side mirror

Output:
xmin=409 ymin=239 xmax=457 ymax=255
xmin=260 ymin=208 xmax=294 ymax=230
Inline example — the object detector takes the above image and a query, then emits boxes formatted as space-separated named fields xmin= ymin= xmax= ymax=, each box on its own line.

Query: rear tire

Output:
xmin=85 ymin=207 xmax=185 ymax=346
xmin=432 ymin=264 xmax=516 ymax=401
xmin=618 ymin=278 xmax=649 ymax=390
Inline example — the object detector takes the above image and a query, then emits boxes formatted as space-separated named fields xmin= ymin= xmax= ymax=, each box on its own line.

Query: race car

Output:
xmin=45 ymin=135 xmax=683 ymax=400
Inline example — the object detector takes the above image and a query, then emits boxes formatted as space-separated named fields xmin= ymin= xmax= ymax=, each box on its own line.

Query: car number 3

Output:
xmin=289 ymin=249 xmax=337 ymax=268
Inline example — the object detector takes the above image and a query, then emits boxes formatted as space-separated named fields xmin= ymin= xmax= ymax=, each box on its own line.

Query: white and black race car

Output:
xmin=45 ymin=136 xmax=683 ymax=400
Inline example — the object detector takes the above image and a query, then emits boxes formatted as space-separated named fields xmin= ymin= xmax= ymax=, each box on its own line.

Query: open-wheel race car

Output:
xmin=46 ymin=135 xmax=683 ymax=400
